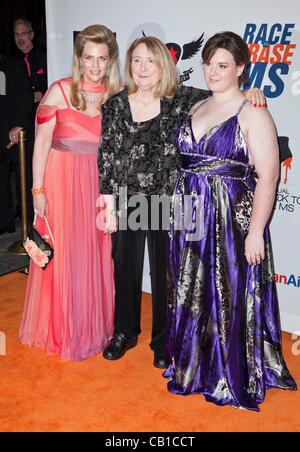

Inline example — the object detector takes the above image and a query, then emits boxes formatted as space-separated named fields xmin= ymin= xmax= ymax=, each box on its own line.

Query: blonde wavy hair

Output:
xmin=125 ymin=36 xmax=180 ymax=98
xmin=71 ymin=24 xmax=121 ymax=110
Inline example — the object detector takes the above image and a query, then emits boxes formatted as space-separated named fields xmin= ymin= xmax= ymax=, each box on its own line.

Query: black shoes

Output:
xmin=103 ymin=333 xmax=138 ymax=360
xmin=103 ymin=332 xmax=168 ymax=369
xmin=153 ymin=352 xmax=168 ymax=369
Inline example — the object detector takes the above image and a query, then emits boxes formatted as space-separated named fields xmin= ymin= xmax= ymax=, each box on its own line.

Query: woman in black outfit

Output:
xmin=99 ymin=36 xmax=264 ymax=368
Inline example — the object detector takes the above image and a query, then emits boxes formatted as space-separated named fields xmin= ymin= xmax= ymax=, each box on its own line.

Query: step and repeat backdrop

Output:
xmin=46 ymin=0 xmax=299 ymax=333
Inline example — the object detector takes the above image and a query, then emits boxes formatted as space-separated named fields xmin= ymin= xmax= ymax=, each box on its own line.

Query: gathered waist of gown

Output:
xmin=181 ymin=153 xmax=257 ymax=180
xmin=51 ymin=138 xmax=98 ymax=155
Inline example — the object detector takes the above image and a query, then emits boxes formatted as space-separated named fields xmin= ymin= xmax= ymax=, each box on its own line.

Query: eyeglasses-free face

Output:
xmin=131 ymin=43 xmax=162 ymax=92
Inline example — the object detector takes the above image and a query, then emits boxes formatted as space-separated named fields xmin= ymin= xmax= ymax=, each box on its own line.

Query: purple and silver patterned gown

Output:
xmin=164 ymin=99 xmax=297 ymax=411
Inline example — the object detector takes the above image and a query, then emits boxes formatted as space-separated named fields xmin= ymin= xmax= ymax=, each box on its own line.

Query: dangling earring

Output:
xmin=106 ymin=67 xmax=111 ymax=77
xmin=80 ymin=63 xmax=84 ymax=76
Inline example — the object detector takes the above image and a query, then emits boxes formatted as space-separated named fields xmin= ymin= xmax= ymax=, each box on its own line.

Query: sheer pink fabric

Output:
xmin=20 ymin=78 xmax=115 ymax=361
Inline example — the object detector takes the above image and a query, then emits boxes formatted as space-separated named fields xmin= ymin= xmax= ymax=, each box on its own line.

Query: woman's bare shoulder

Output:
xmin=42 ymin=79 xmax=70 ymax=107
xmin=188 ymin=99 xmax=208 ymax=116
xmin=242 ymin=100 xmax=273 ymax=120
xmin=240 ymin=101 xmax=276 ymax=131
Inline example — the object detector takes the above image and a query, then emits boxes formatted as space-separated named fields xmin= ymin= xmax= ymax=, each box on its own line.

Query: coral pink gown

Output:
xmin=20 ymin=78 xmax=115 ymax=361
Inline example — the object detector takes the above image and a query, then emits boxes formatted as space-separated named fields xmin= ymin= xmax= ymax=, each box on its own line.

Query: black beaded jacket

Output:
xmin=99 ymin=86 xmax=209 ymax=197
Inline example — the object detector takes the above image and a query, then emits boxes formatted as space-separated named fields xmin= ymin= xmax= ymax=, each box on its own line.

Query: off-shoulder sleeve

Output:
xmin=36 ymin=81 xmax=60 ymax=124
xmin=36 ymin=104 xmax=58 ymax=124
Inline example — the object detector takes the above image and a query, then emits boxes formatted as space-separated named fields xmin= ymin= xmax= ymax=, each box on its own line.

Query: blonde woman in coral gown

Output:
xmin=20 ymin=25 xmax=121 ymax=361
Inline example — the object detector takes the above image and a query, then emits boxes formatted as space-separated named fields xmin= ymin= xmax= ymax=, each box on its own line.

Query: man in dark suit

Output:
xmin=10 ymin=18 xmax=48 ymax=230
xmin=13 ymin=18 xmax=47 ymax=115
xmin=0 ymin=49 xmax=33 ymax=234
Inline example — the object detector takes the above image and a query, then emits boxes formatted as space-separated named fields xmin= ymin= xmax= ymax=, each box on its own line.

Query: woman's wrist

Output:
xmin=31 ymin=187 xmax=44 ymax=196
xmin=105 ymin=206 xmax=117 ymax=215
xmin=247 ymin=227 xmax=264 ymax=238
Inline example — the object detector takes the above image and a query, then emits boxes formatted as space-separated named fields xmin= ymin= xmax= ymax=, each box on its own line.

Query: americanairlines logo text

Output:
xmin=243 ymin=23 xmax=296 ymax=98
xmin=275 ymin=273 xmax=300 ymax=288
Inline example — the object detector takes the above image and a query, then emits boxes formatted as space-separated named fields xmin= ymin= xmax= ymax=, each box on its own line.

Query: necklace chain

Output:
xmin=81 ymin=90 xmax=104 ymax=104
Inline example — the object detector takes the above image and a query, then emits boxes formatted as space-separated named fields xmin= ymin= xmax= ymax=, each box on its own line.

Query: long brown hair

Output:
xmin=71 ymin=24 xmax=121 ymax=110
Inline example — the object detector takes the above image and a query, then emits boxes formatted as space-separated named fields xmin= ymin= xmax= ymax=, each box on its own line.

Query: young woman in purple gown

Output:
xmin=164 ymin=31 xmax=297 ymax=411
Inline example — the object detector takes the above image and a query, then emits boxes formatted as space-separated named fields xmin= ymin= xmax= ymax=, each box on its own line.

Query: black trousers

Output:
xmin=0 ymin=138 xmax=34 ymax=230
xmin=112 ymin=208 xmax=168 ymax=354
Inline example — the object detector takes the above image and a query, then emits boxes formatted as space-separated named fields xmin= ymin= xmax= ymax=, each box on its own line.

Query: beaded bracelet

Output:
xmin=31 ymin=187 xmax=44 ymax=196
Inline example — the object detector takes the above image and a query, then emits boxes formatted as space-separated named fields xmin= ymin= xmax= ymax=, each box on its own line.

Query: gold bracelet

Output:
xmin=31 ymin=187 xmax=44 ymax=196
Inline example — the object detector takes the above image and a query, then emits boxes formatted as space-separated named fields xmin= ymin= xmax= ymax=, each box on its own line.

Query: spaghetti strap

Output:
xmin=57 ymin=80 xmax=71 ymax=109
xmin=189 ymin=98 xmax=208 ymax=117
xmin=236 ymin=98 xmax=248 ymax=116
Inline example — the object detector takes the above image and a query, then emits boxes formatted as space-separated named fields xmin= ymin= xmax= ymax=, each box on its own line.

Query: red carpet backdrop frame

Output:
xmin=45 ymin=0 xmax=300 ymax=334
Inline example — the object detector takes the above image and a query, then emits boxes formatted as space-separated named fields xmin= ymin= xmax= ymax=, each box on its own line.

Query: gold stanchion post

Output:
xmin=8 ymin=129 xmax=28 ymax=255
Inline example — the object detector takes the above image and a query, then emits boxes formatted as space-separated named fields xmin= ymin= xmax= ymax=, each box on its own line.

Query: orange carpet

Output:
xmin=0 ymin=272 xmax=299 ymax=432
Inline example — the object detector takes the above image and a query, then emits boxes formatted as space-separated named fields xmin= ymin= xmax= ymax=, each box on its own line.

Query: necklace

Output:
xmin=80 ymin=80 xmax=107 ymax=104
xmin=81 ymin=90 xmax=104 ymax=104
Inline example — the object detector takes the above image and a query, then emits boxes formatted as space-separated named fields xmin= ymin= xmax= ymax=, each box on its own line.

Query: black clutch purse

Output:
xmin=24 ymin=216 xmax=54 ymax=270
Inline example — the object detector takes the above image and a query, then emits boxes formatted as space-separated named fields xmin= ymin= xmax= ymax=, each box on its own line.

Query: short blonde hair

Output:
xmin=125 ymin=36 xmax=179 ymax=98
xmin=71 ymin=24 xmax=121 ymax=110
